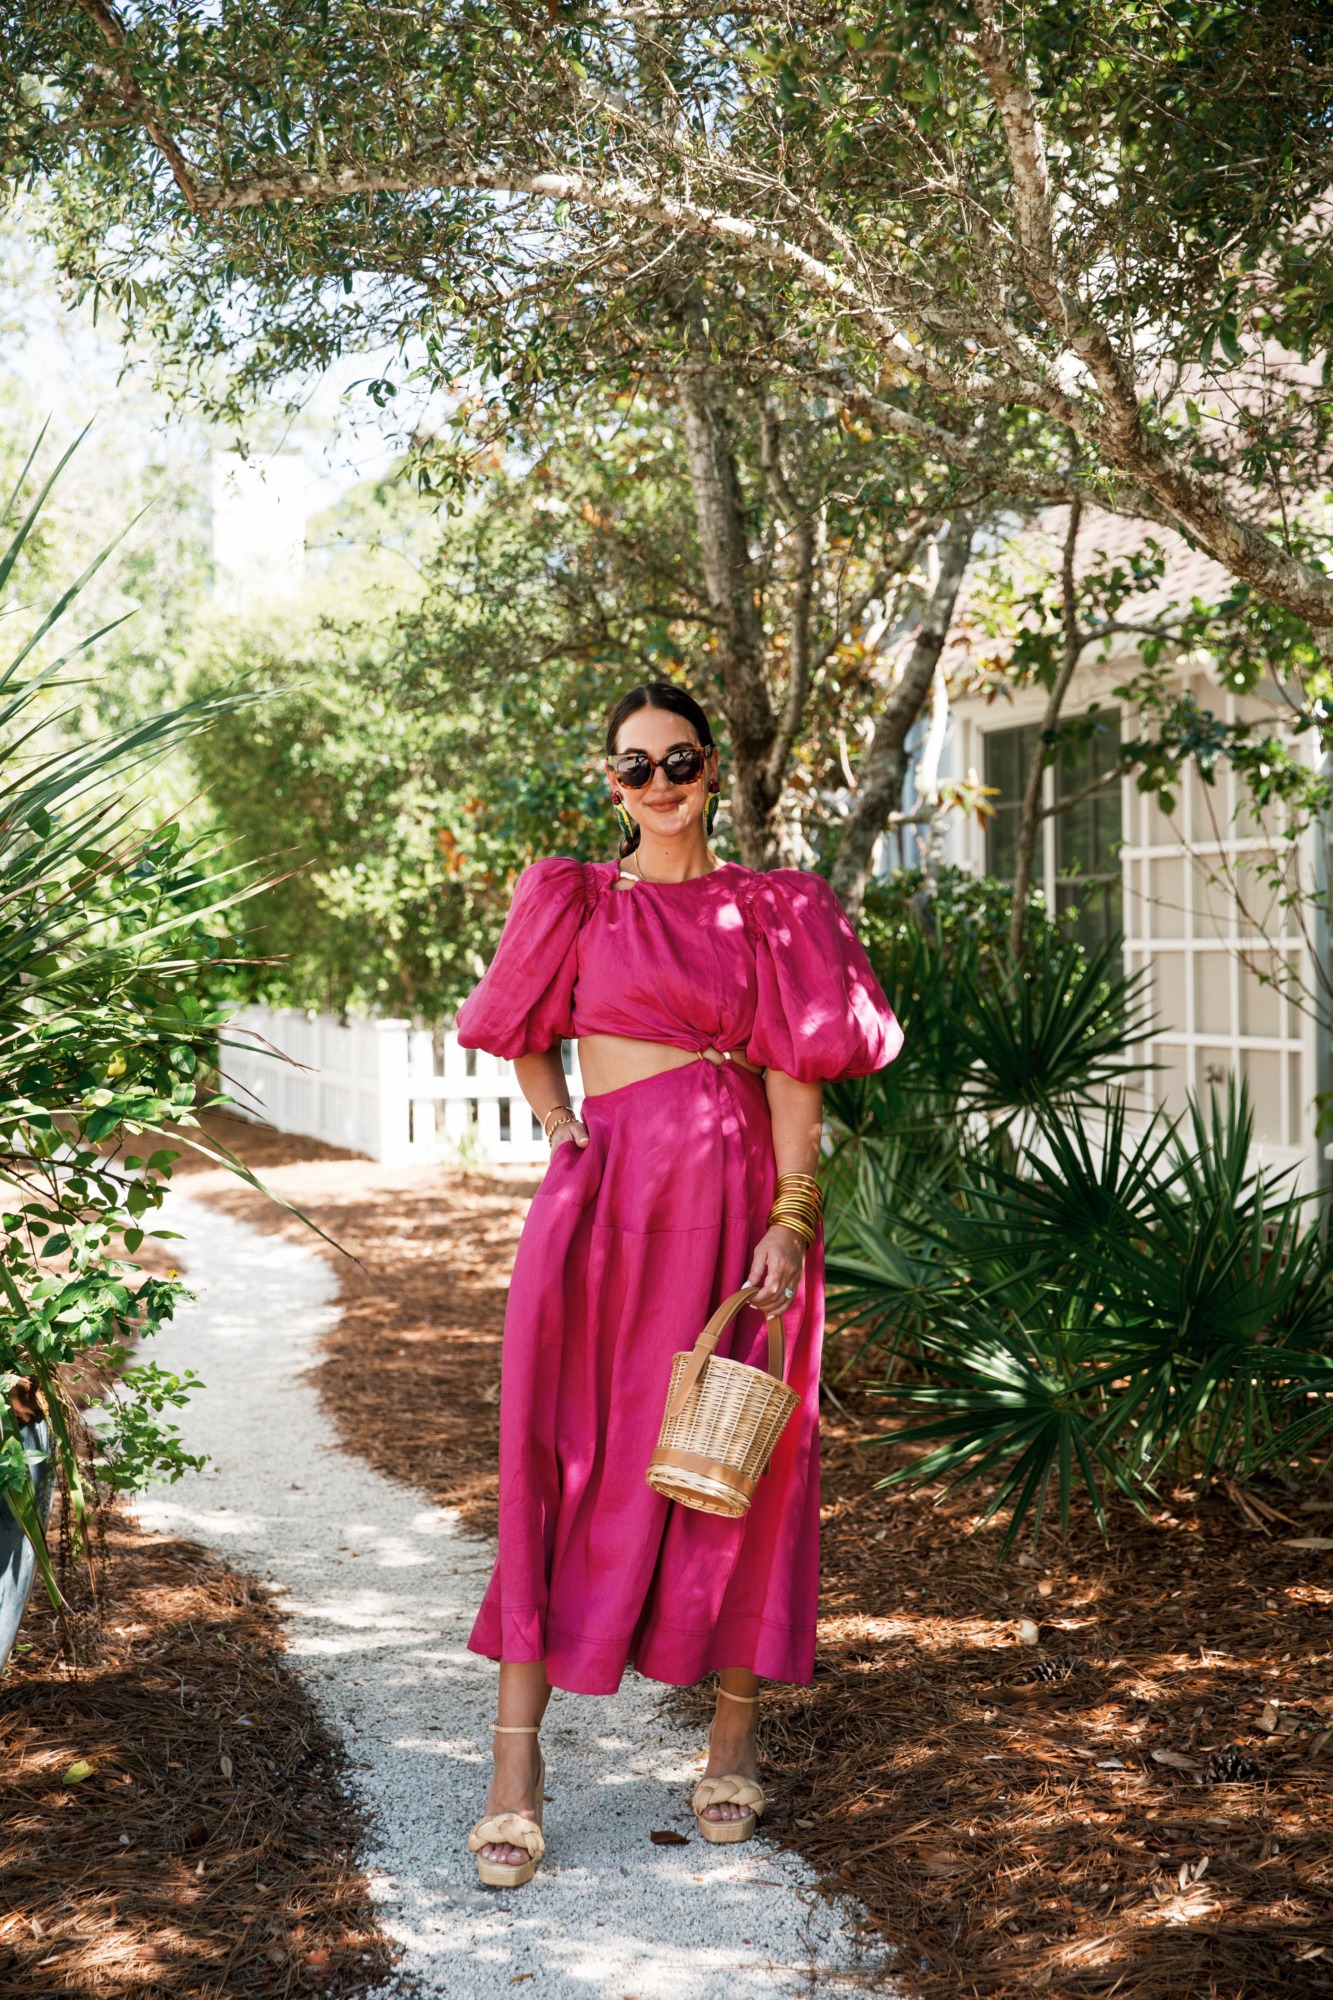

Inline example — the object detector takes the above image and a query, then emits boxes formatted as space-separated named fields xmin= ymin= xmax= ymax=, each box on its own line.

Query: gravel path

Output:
xmin=134 ymin=1193 xmax=893 ymax=1999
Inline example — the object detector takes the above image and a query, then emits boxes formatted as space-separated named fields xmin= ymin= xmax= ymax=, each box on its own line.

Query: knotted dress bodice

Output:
xmin=456 ymin=858 xmax=900 ymax=1081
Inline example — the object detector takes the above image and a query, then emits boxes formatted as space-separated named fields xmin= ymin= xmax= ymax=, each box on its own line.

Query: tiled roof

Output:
xmin=964 ymin=504 xmax=1237 ymax=637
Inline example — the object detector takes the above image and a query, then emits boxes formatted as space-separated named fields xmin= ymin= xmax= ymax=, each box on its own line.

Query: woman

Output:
xmin=457 ymin=681 xmax=901 ymax=1887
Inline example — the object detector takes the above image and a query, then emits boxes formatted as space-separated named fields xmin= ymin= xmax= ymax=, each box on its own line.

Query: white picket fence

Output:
xmin=220 ymin=1006 xmax=583 ymax=1167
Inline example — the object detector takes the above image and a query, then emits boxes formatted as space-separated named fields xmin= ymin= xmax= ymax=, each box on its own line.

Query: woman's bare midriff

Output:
xmin=577 ymin=1033 xmax=753 ymax=1097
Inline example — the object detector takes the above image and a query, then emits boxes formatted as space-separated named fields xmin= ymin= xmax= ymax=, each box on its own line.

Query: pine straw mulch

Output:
xmin=742 ymin=1403 xmax=1333 ymax=2000
xmin=172 ymin=1114 xmax=1333 ymax=2000
xmin=0 ymin=1513 xmax=392 ymax=1998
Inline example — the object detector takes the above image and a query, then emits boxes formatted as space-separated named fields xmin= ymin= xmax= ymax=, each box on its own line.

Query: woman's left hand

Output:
xmin=745 ymin=1225 xmax=806 ymax=1314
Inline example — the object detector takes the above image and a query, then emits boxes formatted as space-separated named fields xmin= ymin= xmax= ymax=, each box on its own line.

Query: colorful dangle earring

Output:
xmin=611 ymin=789 xmax=638 ymax=845
xmin=705 ymin=779 xmax=721 ymax=837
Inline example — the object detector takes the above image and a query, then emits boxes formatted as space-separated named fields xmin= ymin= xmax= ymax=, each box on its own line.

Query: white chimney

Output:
xmin=211 ymin=451 xmax=306 ymax=600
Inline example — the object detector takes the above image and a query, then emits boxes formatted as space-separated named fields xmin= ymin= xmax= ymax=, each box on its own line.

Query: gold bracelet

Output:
xmin=768 ymin=1197 xmax=819 ymax=1225
xmin=767 ymin=1205 xmax=820 ymax=1243
xmin=770 ymin=1197 xmax=821 ymax=1224
xmin=773 ymin=1172 xmax=823 ymax=1208
xmin=769 ymin=1215 xmax=817 ymax=1247
xmin=768 ymin=1171 xmax=822 ymax=1246
xmin=542 ymin=1104 xmax=575 ymax=1142
xmin=770 ymin=1202 xmax=821 ymax=1233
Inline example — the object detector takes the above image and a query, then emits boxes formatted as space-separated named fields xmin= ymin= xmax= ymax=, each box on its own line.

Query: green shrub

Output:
xmin=0 ymin=435 xmax=266 ymax=1606
xmin=825 ymin=909 xmax=1333 ymax=1547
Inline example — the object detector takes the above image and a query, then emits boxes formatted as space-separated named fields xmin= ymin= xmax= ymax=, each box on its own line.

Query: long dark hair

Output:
xmin=603 ymin=681 xmax=715 ymax=860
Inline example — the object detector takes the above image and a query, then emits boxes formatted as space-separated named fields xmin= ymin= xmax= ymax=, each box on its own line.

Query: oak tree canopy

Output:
xmin=7 ymin=0 xmax=1332 ymax=874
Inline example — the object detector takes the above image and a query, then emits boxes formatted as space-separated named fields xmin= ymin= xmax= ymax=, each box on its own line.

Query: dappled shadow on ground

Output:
xmin=173 ymin=1112 xmax=536 ymax=1535
xmin=0 ymin=1517 xmax=391 ymax=1998
xmin=179 ymin=1113 xmax=1333 ymax=1998
xmin=742 ymin=1403 xmax=1333 ymax=1998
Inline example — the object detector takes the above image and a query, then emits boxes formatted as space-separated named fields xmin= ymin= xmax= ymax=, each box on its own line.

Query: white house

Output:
xmin=934 ymin=509 xmax=1324 ymax=1192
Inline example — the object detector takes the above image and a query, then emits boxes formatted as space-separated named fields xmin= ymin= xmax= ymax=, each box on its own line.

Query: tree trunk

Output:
xmin=1008 ymin=497 xmax=1083 ymax=956
xmin=830 ymin=513 xmax=974 ymax=920
xmin=675 ymin=361 xmax=780 ymax=866
xmin=759 ymin=397 xmax=816 ymax=811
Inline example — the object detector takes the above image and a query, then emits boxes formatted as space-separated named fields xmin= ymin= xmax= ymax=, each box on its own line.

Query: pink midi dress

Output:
xmin=455 ymin=858 xmax=902 ymax=1696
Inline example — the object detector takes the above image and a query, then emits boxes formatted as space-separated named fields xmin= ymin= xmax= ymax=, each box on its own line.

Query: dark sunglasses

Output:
xmin=607 ymin=744 xmax=709 ymax=789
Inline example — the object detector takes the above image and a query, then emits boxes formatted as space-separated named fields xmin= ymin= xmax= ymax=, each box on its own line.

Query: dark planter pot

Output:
xmin=0 ymin=1418 xmax=56 ymax=1672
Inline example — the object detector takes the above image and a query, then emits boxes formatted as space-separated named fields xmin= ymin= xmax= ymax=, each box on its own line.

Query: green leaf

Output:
xmin=1218 ymin=313 xmax=1244 ymax=366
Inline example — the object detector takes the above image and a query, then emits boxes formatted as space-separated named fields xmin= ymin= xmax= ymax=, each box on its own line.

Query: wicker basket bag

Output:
xmin=646 ymin=1287 xmax=801 ymax=1519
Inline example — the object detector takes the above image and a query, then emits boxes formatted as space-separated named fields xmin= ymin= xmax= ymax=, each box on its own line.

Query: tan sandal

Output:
xmin=469 ymin=1724 xmax=546 ymax=1888
xmin=692 ymin=1687 xmax=765 ymax=1845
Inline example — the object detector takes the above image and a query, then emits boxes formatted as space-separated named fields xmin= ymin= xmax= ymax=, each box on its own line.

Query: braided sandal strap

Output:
xmin=467 ymin=1813 xmax=545 ymax=1860
xmin=692 ymin=1775 xmax=765 ymax=1814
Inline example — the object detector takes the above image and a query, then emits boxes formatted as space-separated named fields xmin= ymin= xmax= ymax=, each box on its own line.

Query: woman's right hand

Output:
xmin=551 ymin=1118 xmax=590 ymax=1150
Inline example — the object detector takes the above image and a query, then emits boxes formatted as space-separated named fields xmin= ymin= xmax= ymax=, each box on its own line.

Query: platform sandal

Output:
xmin=692 ymin=1687 xmax=765 ymax=1845
xmin=468 ymin=1724 xmax=546 ymax=1888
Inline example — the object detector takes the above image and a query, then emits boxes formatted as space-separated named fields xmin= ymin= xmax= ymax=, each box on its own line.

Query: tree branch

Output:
xmin=963 ymin=5 xmax=1330 ymax=634
xmin=810 ymin=524 xmax=933 ymax=680
xmin=781 ymin=360 xmax=1193 ymax=536
xmin=1036 ymin=764 xmax=1120 ymax=821
xmin=201 ymin=152 xmax=979 ymax=400
xmin=758 ymin=399 xmax=816 ymax=798
xmin=74 ymin=0 xmax=203 ymax=210
xmin=830 ymin=511 xmax=975 ymax=919
xmin=788 ymin=359 xmax=1084 ymax=504
xmin=674 ymin=354 xmax=779 ymax=863
xmin=972 ymin=0 xmax=1142 ymax=439
xmin=70 ymin=14 xmax=1333 ymax=639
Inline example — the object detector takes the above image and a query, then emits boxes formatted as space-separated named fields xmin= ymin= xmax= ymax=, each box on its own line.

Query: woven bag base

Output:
xmin=646 ymin=1447 xmax=756 ymax=1519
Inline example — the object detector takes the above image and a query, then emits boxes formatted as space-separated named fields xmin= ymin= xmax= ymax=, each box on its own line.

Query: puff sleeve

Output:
xmin=744 ymin=869 xmax=903 ymax=1083
xmin=455 ymin=857 xmax=588 ymax=1059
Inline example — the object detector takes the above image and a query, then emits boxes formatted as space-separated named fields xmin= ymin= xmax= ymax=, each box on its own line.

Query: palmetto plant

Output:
xmin=825 ymin=919 xmax=1333 ymax=1548
xmin=826 ymin=926 xmax=1152 ymax=1157
xmin=0 ymin=430 xmax=267 ymax=1610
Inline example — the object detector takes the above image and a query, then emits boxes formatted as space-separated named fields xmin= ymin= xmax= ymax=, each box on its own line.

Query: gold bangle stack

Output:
xmin=542 ymin=1104 xmax=576 ymax=1143
xmin=767 ymin=1172 xmax=823 ymax=1247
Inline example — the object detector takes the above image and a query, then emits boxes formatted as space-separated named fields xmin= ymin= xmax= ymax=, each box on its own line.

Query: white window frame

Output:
xmin=956 ymin=683 xmax=1316 ymax=1182
xmin=962 ymin=691 xmax=1126 ymax=925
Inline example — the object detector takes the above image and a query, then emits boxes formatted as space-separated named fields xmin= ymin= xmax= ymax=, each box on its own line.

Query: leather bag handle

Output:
xmin=664 ymin=1287 xmax=787 ymax=1425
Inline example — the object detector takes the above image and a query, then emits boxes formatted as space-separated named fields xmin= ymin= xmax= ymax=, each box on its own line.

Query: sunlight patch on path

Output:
xmin=133 ymin=1193 xmax=892 ymax=1999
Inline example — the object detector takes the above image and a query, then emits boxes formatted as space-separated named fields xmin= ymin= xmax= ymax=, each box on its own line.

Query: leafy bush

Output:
xmin=825 ymin=908 xmax=1333 ymax=1547
xmin=0 ymin=436 xmax=265 ymax=1607
xmin=185 ymin=597 xmax=615 ymax=1019
xmin=858 ymin=864 xmax=1054 ymax=967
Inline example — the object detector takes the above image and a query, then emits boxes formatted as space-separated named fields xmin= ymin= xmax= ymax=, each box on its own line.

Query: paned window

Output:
xmin=1121 ymin=704 xmax=1307 ymax=1150
xmin=974 ymin=687 xmax=1309 ymax=1167
xmin=983 ymin=713 xmax=1123 ymax=946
